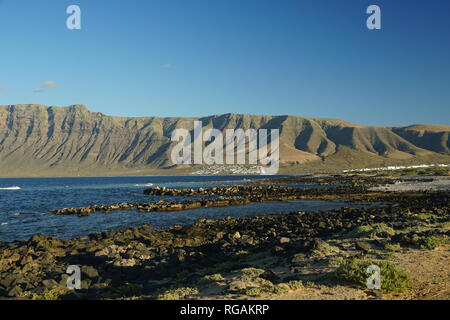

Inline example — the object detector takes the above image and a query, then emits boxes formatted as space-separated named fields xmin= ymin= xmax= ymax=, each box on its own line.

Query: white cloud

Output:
xmin=43 ymin=81 xmax=58 ymax=88
xmin=162 ymin=64 xmax=173 ymax=69
xmin=34 ymin=81 xmax=58 ymax=93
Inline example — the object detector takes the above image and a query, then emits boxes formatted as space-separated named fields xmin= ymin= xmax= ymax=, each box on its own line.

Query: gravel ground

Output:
xmin=370 ymin=176 xmax=450 ymax=192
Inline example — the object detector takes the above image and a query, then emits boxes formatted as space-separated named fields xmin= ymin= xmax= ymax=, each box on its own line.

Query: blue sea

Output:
xmin=0 ymin=176 xmax=368 ymax=242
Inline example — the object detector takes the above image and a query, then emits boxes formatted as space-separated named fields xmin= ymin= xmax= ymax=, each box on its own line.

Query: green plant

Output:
xmin=255 ymin=278 xmax=273 ymax=287
xmin=235 ymin=250 xmax=250 ymax=256
xmin=31 ymin=288 xmax=67 ymax=300
xmin=412 ymin=236 xmax=442 ymax=250
xmin=156 ymin=287 xmax=199 ymax=300
xmin=384 ymin=243 xmax=402 ymax=252
xmin=287 ymin=280 xmax=303 ymax=290
xmin=239 ymin=268 xmax=266 ymax=278
xmin=437 ymin=221 xmax=450 ymax=231
xmin=199 ymin=273 xmax=225 ymax=284
xmin=245 ymin=287 xmax=265 ymax=296
xmin=334 ymin=258 xmax=410 ymax=292
xmin=414 ymin=213 xmax=436 ymax=221
xmin=244 ymin=283 xmax=290 ymax=297
xmin=349 ymin=223 xmax=396 ymax=239
xmin=269 ymin=283 xmax=290 ymax=295
xmin=328 ymin=257 xmax=345 ymax=267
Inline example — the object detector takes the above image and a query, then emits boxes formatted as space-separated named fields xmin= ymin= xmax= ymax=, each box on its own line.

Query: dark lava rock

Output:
xmin=81 ymin=266 xmax=99 ymax=279
xmin=42 ymin=279 xmax=59 ymax=289
xmin=8 ymin=285 xmax=23 ymax=297
xmin=260 ymin=269 xmax=280 ymax=283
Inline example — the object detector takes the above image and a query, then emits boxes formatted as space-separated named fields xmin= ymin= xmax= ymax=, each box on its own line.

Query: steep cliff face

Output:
xmin=393 ymin=126 xmax=450 ymax=154
xmin=0 ymin=104 xmax=449 ymax=176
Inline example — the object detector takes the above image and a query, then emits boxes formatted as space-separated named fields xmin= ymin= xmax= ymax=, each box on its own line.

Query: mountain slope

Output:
xmin=0 ymin=104 xmax=449 ymax=177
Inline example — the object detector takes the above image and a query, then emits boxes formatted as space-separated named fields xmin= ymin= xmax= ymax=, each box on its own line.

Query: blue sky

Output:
xmin=0 ymin=0 xmax=449 ymax=126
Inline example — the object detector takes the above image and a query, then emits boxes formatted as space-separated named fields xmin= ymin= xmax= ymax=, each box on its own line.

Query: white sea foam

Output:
xmin=0 ymin=186 xmax=21 ymax=190
xmin=134 ymin=183 xmax=154 ymax=187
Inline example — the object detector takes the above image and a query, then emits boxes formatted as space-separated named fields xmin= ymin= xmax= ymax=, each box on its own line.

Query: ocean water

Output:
xmin=0 ymin=176 xmax=368 ymax=242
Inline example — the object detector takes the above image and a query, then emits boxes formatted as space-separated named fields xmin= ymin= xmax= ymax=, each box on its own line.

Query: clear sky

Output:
xmin=0 ymin=0 xmax=449 ymax=126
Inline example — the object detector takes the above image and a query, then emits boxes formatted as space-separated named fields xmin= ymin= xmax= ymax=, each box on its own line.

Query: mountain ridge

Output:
xmin=0 ymin=104 xmax=449 ymax=177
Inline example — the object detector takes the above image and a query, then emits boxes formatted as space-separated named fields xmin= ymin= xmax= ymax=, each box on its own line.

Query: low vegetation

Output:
xmin=155 ymin=287 xmax=199 ymax=300
xmin=334 ymin=258 xmax=410 ymax=292
xmin=31 ymin=288 xmax=67 ymax=300
xmin=411 ymin=236 xmax=443 ymax=250
xmin=348 ymin=223 xmax=396 ymax=239
xmin=245 ymin=281 xmax=303 ymax=297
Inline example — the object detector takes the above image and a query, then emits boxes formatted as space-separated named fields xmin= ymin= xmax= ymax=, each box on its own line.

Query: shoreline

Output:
xmin=0 ymin=173 xmax=449 ymax=300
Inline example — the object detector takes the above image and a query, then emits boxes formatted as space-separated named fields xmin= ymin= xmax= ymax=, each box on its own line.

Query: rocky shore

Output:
xmin=51 ymin=185 xmax=369 ymax=216
xmin=1 ymin=174 xmax=449 ymax=300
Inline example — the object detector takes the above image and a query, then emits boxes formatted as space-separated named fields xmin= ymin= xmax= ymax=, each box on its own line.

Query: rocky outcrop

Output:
xmin=51 ymin=183 xmax=372 ymax=216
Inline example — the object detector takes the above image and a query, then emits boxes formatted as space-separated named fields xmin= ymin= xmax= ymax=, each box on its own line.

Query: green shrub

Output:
xmin=199 ymin=273 xmax=225 ymax=284
xmin=287 ymin=280 xmax=303 ymax=290
xmin=412 ymin=236 xmax=442 ymax=250
xmin=328 ymin=257 xmax=345 ymax=267
xmin=384 ymin=243 xmax=402 ymax=252
xmin=255 ymin=278 xmax=273 ymax=287
xmin=31 ymin=288 xmax=67 ymax=300
xmin=245 ymin=287 xmax=265 ymax=296
xmin=244 ymin=283 xmax=290 ymax=297
xmin=156 ymin=287 xmax=199 ymax=300
xmin=239 ymin=268 xmax=266 ymax=278
xmin=349 ymin=223 xmax=396 ymax=239
xmin=334 ymin=258 xmax=410 ymax=292
xmin=269 ymin=284 xmax=290 ymax=295
xmin=235 ymin=250 xmax=250 ymax=256
xmin=414 ymin=213 xmax=437 ymax=221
